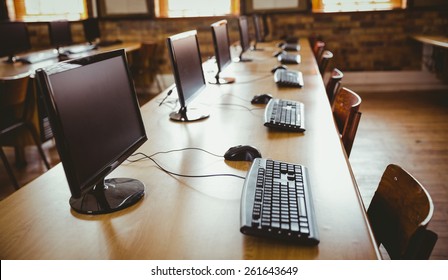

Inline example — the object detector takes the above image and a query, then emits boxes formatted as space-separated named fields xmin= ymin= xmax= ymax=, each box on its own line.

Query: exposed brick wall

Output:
xmin=25 ymin=8 xmax=447 ymax=74
xmin=268 ymin=9 xmax=448 ymax=71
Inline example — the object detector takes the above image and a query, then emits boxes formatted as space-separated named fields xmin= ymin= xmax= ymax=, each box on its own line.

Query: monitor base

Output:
xmin=209 ymin=76 xmax=236 ymax=84
xmin=69 ymin=178 xmax=145 ymax=215
xmin=234 ymin=57 xmax=253 ymax=63
xmin=170 ymin=106 xmax=209 ymax=122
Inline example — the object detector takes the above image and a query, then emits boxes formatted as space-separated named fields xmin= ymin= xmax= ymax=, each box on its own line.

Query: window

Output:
xmin=10 ymin=0 xmax=87 ymax=21
xmin=155 ymin=0 xmax=239 ymax=18
xmin=312 ymin=0 xmax=406 ymax=13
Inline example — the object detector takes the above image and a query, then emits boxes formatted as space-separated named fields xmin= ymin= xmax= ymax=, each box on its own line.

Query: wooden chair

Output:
xmin=131 ymin=41 xmax=162 ymax=95
xmin=367 ymin=164 xmax=438 ymax=259
xmin=0 ymin=73 xmax=50 ymax=189
xmin=325 ymin=68 xmax=343 ymax=104
xmin=331 ymin=87 xmax=362 ymax=157
xmin=318 ymin=50 xmax=333 ymax=76
xmin=312 ymin=40 xmax=325 ymax=60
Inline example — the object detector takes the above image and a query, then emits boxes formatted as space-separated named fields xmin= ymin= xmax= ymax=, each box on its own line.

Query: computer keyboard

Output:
xmin=264 ymin=98 xmax=305 ymax=132
xmin=62 ymin=44 xmax=97 ymax=54
xmin=281 ymin=43 xmax=300 ymax=51
xmin=97 ymin=39 xmax=123 ymax=47
xmin=277 ymin=53 xmax=301 ymax=64
xmin=274 ymin=69 xmax=304 ymax=88
xmin=18 ymin=49 xmax=59 ymax=64
xmin=240 ymin=158 xmax=319 ymax=245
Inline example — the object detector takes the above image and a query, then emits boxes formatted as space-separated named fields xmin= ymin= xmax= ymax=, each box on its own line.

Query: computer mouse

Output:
xmin=224 ymin=145 xmax=262 ymax=162
xmin=251 ymin=93 xmax=273 ymax=104
xmin=271 ymin=65 xmax=288 ymax=73
xmin=273 ymin=50 xmax=286 ymax=57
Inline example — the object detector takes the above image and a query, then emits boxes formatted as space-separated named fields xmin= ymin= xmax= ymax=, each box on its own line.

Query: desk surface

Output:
xmin=0 ymin=40 xmax=379 ymax=260
xmin=0 ymin=42 xmax=141 ymax=78
xmin=412 ymin=35 xmax=448 ymax=49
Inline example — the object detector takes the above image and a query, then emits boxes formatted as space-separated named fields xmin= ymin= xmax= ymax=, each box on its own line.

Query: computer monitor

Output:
xmin=210 ymin=20 xmax=235 ymax=84
xmin=36 ymin=49 xmax=147 ymax=214
xmin=48 ymin=20 xmax=73 ymax=50
xmin=0 ymin=21 xmax=31 ymax=63
xmin=166 ymin=30 xmax=209 ymax=122
xmin=82 ymin=18 xmax=101 ymax=44
xmin=252 ymin=14 xmax=265 ymax=50
xmin=237 ymin=16 xmax=252 ymax=62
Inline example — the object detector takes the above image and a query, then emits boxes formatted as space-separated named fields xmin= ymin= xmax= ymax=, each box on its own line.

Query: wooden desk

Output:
xmin=0 ymin=41 xmax=379 ymax=259
xmin=412 ymin=35 xmax=448 ymax=49
xmin=0 ymin=42 xmax=141 ymax=78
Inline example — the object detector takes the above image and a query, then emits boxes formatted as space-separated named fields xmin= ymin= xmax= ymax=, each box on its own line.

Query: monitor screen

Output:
xmin=0 ymin=21 xmax=31 ymax=63
xmin=253 ymin=14 xmax=265 ymax=43
xmin=210 ymin=20 xmax=235 ymax=84
xmin=82 ymin=18 xmax=101 ymax=43
xmin=36 ymin=49 xmax=147 ymax=214
xmin=166 ymin=30 xmax=208 ymax=122
xmin=237 ymin=16 xmax=252 ymax=62
xmin=48 ymin=20 xmax=73 ymax=48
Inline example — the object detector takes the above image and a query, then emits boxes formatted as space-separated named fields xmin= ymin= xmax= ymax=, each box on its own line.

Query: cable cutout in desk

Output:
xmin=128 ymin=149 xmax=246 ymax=180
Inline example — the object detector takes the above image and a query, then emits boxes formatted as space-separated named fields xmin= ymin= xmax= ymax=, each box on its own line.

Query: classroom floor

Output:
xmin=1 ymin=89 xmax=447 ymax=259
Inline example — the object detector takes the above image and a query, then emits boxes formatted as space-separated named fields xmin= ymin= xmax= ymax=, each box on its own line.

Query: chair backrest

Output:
xmin=313 ymin=40 xmax=325 ymax=60
xmin=331 ymin=87 xmax=362 ymax=157
xmin=0 ymin=73 xmax=31 ymax=124
xmin=367 ymin=164 xmax=438 ymax=259
xmin=325 ymin=68 xmax=343 ymax=103
xmin=318 ymin=50 xmax=333 ymax=76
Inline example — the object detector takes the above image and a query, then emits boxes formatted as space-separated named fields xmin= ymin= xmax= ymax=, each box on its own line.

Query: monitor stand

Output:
xmin=69 ymin=178 xmax=145 ymax=214
xmin=170 ymin=106 xmax=209 ymax=122
xmin=251 ymin=43 xmax=264 ymax=51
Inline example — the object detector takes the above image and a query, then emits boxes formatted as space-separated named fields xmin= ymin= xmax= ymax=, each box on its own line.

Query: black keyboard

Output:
xmin=97 ymin=39 xmax=123 ymax=47
xmin=264 ymin=98 xmax=305 ymax=132
xmin=61 ymin=44 xmax=97 ymax=54
xmin=274 ymin=69 xmax=304 ymax=87
xmin=281 ymin=43 xmax=300 ymax=51
xmin=277 ymin=53 xmax=301 ymax=64
xmin=18 ymin=49 xmax=59 ymax=64
xmin=240 ymin=158 xmax=319 ymax=245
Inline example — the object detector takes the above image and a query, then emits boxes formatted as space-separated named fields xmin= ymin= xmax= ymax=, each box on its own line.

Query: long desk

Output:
xmin=0 ymin=40 xmax=380 ymax=259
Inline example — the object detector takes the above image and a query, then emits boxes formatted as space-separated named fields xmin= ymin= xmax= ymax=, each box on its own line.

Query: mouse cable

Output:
xmin=129 ymin=151 xmax=246 ymax=180
xmin=215 ymin=103 xmax=264 ymax=112
xmin=129 ymin=147 xmax=223 ymax=162
xmin=159 ymin=86 xmax=176 ymax=106
xmin=235 ymin=74 xmax=271 ymax=84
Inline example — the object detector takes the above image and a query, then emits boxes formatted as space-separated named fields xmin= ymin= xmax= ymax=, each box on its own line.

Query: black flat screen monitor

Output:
xmin=237 ymin=16 xmax=252 ymax=62
xmin=82 ymin=18 xmax=101 ymax=44
xmin=36 ymin=49 xmax=147 ymax=214
xmin=252 ymin=14 xmax=265 ymax=50
xmin=166 ymin=30 xmax=209 ymax=122
xmin=0 ymin=21 xmax=31 ymax=63
xmin=48 ymin=20 xmax=73 ymax=50
xmin=210 ymin=20 xmax=235 ymax=84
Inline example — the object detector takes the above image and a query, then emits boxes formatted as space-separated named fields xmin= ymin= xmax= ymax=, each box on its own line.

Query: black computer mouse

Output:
xmin=251 ymin=93 xmax=273 ymax=104
xmin=224 ymin=145 xmax=262 ymax=162
xmin=271 ymin=65 xmax=288 ymax=73
xmin=273 ymin=50 xmax=286 ymax=57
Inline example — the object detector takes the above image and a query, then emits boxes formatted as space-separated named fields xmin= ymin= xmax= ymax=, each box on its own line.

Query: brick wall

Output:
xmin=26 ymin=8 xmax=447 ymax=74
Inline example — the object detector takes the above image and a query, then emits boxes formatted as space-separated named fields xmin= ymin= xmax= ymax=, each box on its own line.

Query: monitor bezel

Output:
xmin=211 ymin=20 xmax=232 ymax=76
xmin=238 ymin=16 xmax=251 ymax=53
xmin=0 ymin=21 xmax=31 ymax=62
xmin=48 ymin=20 xmax=73 ymax=49
xmin=166 ymin=30 xmax=206 ymax=110
xmin=36 ymin=49 xmax=147 ymax=199
xmin=253 ymin=14 xmax=265 ymax=43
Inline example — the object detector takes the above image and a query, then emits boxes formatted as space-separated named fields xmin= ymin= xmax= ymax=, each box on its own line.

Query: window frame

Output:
xmin=155 ymin=0 xmax=239 ymax=18
xmin=11 ymin=0 xmax=88 ymax=22
xmin=312 ymin=0 xmax=406 ymax=13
